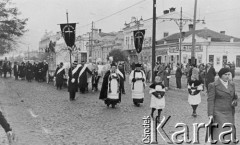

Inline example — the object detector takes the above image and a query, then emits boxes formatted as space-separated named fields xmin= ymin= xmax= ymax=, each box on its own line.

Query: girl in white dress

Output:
xmin=187 ymin=74 xmax=203 ymax=117
xmin=149 ymin=76 xmax=166 ymax=122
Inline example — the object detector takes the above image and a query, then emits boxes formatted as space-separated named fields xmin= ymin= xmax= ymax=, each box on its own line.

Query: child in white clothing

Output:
xmin=149 ymin=76 xmax=166 ymax=122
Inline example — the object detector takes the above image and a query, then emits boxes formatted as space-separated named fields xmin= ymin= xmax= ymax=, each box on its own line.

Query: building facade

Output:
xmin=155 ymin=28 xmax=240 ymax=71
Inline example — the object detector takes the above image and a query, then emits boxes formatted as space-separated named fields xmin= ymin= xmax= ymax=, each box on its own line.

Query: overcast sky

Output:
xmin=10 ymin=0 xmax=240 ymax=53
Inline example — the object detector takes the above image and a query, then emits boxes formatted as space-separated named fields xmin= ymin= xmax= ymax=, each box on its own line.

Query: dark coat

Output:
xmin=207 ymin=79 xmax=238 ymax=145
xmin=78 ymin=65 xmax=92 ymax=89
xmin=13 ymin=64 xmax=19 ymax=76
xmin=54 ymin=67 xmax=65 ymax=86
xmin=68 ymin=67 xmax=80 ymax=92
xmin=163 ymin=69 xmax=171 ymax=87
xmin=99 ymin=70 xmax=122 ymax=102
xmin=26 ymin=64 xmax=33 ymax=80
xmin=175 ymin=67 xmax=182 ymax=78
xmin=205 ymin=66 xmax=216 ymax=88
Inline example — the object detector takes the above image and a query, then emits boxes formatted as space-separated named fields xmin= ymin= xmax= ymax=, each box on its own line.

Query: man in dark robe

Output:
xmin=99 ymin=63 xmax=123 ymax=108
xmin=13 ymin=62 xmax=19 ymax=80
xmin=37 ymin=62 xmax=43 ymax=82
xmin=26 ymin=61 xmax=33 ymax=82
xmin=68 ymin=61 xmax=81 ymax=101
xmin=42 ymin=60 xmax=48 ymax=82
xmin=2 ymin=60 xmax=8 ymax=78
xmin=19 ymin=62 xmax=26 ymax=80
xmin=118 ymin=63 xmax=126 ymax=94
xmin=54 ymin=62 xmax=65 ymax=90
xmin=175 ymin=63 xmax=182 ymax=89
xmin=78 ymin=61 xmax=92 ymax=94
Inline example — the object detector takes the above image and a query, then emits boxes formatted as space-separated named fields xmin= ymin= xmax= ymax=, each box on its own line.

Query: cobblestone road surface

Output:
xmin=0 ymin=75 xmax=239 ymax=145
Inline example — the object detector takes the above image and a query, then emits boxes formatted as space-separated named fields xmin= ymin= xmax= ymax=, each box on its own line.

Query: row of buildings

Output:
xmin=39 ymin=8 xmax=240 ymax=71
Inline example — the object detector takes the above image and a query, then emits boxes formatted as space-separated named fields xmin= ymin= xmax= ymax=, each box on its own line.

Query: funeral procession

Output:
xmin=0 ymin=0 xmax=240 ymax=144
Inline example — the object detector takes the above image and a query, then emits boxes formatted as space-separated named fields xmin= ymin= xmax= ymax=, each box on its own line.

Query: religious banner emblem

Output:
xmin=60 ymin=23 xmax=76 ymax=50
xmin=133 ymin=30 xmax=145 ymax=53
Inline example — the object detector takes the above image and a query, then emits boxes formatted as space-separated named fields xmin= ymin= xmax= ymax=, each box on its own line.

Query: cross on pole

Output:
xmin=135 ymin=34 xmax=142 ymax=47
xmin=65 ymin=27 xmax=73 ymax=38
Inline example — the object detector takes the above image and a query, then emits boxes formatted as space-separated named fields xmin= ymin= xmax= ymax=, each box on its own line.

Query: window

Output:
xmin=236 ymin=55 xmax=240 ymax=67
xmin=197 ymin=54 xmax=202 ymax=64
xmin=171 ymin=55 xmax=174 ymax=62
xmin=223 ymin=55 xmax=227 ymax=66
xmin=164 ymin=32 xmax=169 ymax=37
xmin=183 ymin=54 xmax=187 ymax=64
xmin=209 ymin=55 xmax=214 ymax=64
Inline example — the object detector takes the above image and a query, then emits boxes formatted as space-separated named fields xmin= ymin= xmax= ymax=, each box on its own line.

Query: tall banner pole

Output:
xmin=66 ymin=10 xmax=72 ymax=69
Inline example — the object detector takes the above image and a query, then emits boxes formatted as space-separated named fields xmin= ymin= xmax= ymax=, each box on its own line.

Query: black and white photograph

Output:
xmin=0 ymin=0 xmax=239 ymax=144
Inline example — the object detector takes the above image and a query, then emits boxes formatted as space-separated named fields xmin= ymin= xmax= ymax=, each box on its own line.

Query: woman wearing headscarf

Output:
xmin=207 ymin=68 xmax=238 ymax=145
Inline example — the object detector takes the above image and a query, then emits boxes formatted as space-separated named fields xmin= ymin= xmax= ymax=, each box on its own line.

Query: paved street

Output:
xmin=0 ymin=75 xmax=239 ymax=145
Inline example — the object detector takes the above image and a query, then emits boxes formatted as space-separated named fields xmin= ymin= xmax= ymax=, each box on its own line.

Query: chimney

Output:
xmin=163 ymin=10 xmax=169 ymax=14
xmin=220 ymin=31 xmax=225 ymax=35
xmin=169 ymin=7 xmax=176 ymax=12
xmin=207 ymin=36 xmax=211 ymax=42
xmin=99 ymin=29 xmax=101 ymax=33
xmin=188 ymin=24 xmax=193 ymax=31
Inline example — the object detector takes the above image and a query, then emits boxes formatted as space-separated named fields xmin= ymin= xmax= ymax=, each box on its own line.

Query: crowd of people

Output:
xmin=0 ymin=59 xmax=238 ymax=144
xmin=0 ymin=60 xmax=49 ymax=82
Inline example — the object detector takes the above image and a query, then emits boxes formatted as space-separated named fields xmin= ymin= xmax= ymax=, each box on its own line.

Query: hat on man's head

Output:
xmin=73 ymin=61 xmax=78 ymax=65
xmin=60 ymin=62 xmax=63 ymax=65
xmin=110 ymin=63 xmax=117 ymax=67
xmin=218 ymin=68 xmax=230 ymax=78
xmin=135 ymin=63 xmax=142 ymax=67
xmin=111 ymin=62 xmax=117 ymax=67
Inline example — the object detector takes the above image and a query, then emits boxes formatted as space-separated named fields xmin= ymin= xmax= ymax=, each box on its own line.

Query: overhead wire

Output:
xmin=77 ymin=0 xmax=148 ymax=29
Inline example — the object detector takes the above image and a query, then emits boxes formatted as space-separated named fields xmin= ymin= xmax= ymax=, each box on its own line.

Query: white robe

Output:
xmin=149 ymin=85 xmax=165 ymax=109
xmin=107 ymin=73 xmax=119 ymax=100
xmin=129 ymin=70 xmax=146 ymax=100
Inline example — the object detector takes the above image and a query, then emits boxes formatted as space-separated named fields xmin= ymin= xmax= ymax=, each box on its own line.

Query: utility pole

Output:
xmin=91 ymin=21 xmax=94 ymax=63
xmin=179 ymin=7 xmax=183 ymax=65
xmin=191 ymin=0 xmax=197 ymax=65
xmin=152 ymin=0 xmax=156 ymax=85
xmin=157 ymin=7 xmax=204 ymax=65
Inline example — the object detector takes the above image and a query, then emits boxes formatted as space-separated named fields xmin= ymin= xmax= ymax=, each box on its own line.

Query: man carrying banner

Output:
xmin=78 ymin=61 xmax=92 ymax=94
xmin=129 ymin=63 xmax=146 ymax=107
xmin=54 ymin=62 xmax=65 ymax=90
xmin=68 ymin=61 xmax=81 ymax=101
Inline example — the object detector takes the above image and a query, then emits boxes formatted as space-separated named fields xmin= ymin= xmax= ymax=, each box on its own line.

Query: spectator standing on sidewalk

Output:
xmin=163 ymin=66 xmax=171 ymax=91
xmin=175 ymin=63 xmax=182 ymax=89
xmin=205 ymin=62 xmax=216 ymax=91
